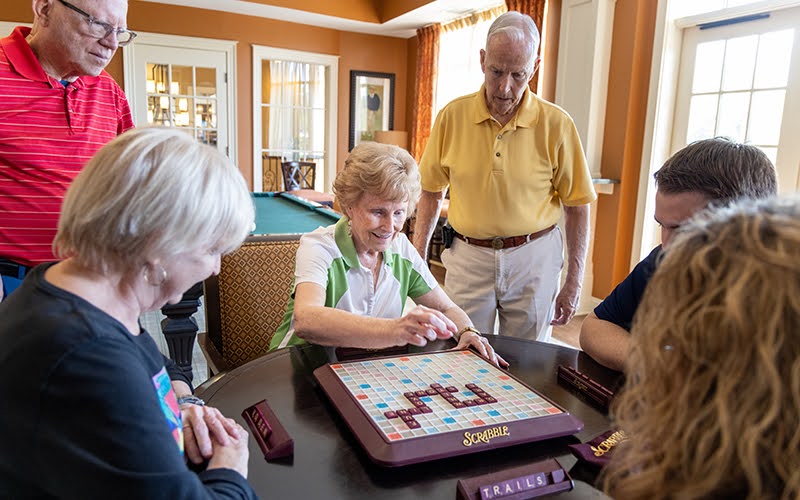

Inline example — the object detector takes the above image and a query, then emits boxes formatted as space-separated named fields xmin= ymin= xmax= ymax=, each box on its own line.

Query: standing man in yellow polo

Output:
xmin=413 ymin=11 xmax=596 ymax=342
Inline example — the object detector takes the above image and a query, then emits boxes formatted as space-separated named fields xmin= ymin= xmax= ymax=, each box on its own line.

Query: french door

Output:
xmin=123 ymin=34 xmax=236 ymax=161
xmin=672 ymin=6 xmax=800 ymax=191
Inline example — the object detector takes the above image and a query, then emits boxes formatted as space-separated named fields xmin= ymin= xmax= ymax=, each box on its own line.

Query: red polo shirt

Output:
xmin=0 ymin=27 xmax=134 ymax=267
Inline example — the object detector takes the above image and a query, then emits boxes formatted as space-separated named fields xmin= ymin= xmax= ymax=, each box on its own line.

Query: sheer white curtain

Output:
xmin=267 ymin=61 xmax=325 ymax=162
xmin=434 ymin=6 xmax=505 ymax=120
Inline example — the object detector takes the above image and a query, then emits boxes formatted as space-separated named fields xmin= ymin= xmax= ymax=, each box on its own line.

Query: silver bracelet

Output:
xmin=177 ymin=395 xmax=205 ymax=406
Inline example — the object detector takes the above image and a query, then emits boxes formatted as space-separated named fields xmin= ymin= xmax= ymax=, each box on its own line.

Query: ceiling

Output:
xmin=136 ymin=0 xmax=505 ymax=38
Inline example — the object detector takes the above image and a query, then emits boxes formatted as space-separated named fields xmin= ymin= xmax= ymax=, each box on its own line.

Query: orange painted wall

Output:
xmin=243 ymin=0 xmax=437 ymax=23
xmin=540 ymin=0 xmax=561 ymax=102
xmin=1 ymin=0 xmax=410 ymax=191
xmin=592 ymin=0 xmax=657 ymax=297
xmin=379 ymin=0 xmax=435 ymax=22
xmin=2 ymin=2 xmax=33 ymax=23
xmin=245 ymin=0 xmax=379 ymax=23
xmin=338 ymin=30 xmax=409 ymax=159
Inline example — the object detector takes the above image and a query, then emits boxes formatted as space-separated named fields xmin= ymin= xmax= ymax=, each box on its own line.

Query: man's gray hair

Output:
xmin=486 ymin=11 xmax=540 ymax=60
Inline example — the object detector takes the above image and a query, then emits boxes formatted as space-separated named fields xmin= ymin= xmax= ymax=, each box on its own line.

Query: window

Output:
xmin=122 ymin=33 xmax=236 ymax=160
xmin=252 ymin=46 xmax=338 ymax=193
xmin=145 ymin=63 xmax=220 ymax=147
xmin=673 ymin=12 xmax=799 ymax=169
xmin=434 ymin=7 xmax=505 ymax=119
xmin=636 ymin=1 xmax=800 ymax=262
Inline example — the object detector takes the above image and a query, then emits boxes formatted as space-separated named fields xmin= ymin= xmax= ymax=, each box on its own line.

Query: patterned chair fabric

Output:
xmin=204 ymin=235 xmax=300 ymax=370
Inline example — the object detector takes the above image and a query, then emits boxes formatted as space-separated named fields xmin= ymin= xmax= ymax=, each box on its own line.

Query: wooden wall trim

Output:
xmin=592 ymin=0 xmax=658 ymax=298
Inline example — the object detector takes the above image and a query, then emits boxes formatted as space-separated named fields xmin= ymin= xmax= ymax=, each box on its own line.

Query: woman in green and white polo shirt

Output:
xmin=270 ymin=142 xmax=506 ymax=367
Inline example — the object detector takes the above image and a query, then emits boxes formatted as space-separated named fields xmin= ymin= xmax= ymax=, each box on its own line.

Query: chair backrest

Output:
xmin=204 ymin=235 xmax=300 ymax=369
xmin=262 ymin=154 xmax=284 ymax=192
xmin=281 ymin=161 xmax=316 ymax=191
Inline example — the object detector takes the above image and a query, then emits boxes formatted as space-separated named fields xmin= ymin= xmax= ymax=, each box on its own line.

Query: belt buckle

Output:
xmin=491 ymin=237 xmax=504 ymax=250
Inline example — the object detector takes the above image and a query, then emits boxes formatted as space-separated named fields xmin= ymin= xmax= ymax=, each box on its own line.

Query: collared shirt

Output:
xmin=270 ymin=217 xmax=438 ymax=350
xmin=420 ymin=85 xmax=596 ymax=239
xmin=0 ymin=27 xmax=134 ymax=267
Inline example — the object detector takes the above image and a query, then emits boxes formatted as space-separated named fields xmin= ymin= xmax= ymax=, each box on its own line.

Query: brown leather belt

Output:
xmin=455 ymin=225 xmax=556 ymax=250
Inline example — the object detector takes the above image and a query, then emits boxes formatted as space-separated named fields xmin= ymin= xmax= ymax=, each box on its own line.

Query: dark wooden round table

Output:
xmin=196 ymin=336 xmax=620 ymax=499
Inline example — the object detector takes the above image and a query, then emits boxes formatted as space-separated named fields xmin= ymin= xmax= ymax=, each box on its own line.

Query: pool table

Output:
xmin=161 ymin=192 xmax=340 ymax=382
xmin=251 ymin=192 xmax=340 ymax=235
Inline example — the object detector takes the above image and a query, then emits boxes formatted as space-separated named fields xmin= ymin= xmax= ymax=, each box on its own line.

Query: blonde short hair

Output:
xmin=603 ymin=196 xmax=800 ymax=499
xmin=54 ymin=127 xmax=254 ymax=273
xmin=333 ymin=142 xmax=421 ymax=216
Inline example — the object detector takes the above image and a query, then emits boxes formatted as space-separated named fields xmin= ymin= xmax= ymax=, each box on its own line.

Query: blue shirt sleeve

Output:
xmin=593 ymin=245 xmax=662 ymax=331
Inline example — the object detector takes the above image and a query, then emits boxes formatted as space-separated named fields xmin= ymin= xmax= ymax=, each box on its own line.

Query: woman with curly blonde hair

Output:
xmin=603 ymin=196 xmax=800 ymax=500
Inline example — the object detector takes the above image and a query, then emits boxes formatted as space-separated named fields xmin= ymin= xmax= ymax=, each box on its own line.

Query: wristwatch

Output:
xmin=177 ymin=395 xmax=205 ymax=406
xmin=457 ymin=326 xmax=481 ymax=340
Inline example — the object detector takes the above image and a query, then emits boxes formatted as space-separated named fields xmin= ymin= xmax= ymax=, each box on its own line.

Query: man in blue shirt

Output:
xmin=580 ymin=138 xmax=777 ymax=370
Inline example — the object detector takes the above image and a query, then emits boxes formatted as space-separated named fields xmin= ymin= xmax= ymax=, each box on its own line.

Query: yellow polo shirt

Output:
xmin=420 ymin=86 xmax=596 ymax=239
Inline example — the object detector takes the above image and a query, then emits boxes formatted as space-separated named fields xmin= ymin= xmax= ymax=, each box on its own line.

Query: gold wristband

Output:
xmin=457 ymin=326 xmax=481 ymax=340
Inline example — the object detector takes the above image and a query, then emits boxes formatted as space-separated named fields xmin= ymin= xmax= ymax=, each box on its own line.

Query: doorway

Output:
xmin=123 ymin=33 xmax=237 ymax=161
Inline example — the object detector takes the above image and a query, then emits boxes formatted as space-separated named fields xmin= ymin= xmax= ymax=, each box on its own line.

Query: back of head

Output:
xmin=486 ymin=11 xmax=540 ymax=62
xmin=654 ymin=137 xmax=777 ymax=203
xmin=604 ymin=196 xmax=800 ymax=499
xmin=333 ymin=142 xmax=421 ymax=215
xmin=55 ymin=127 xmax=255 ymax=273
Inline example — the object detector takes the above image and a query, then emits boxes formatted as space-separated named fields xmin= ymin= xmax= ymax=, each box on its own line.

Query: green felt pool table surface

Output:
xmin=251 ymin=192 xmax=340 ymax=235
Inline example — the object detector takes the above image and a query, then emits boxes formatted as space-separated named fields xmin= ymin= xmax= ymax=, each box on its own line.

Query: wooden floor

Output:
xmin=429 ymin=262 xmax=583 ymax=350
xmin=552 ymin=314 xmax=583 ymax=350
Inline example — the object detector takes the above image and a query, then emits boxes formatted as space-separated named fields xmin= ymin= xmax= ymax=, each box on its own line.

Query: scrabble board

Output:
xmin=314 ymin=350 xmax=583 ymax=466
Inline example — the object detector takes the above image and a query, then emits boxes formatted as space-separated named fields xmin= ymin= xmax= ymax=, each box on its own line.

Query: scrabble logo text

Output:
xmin=591 ymin=429 xmax=628 ymax=457
xmin=462 ymin=425 xmax=510 ymax=447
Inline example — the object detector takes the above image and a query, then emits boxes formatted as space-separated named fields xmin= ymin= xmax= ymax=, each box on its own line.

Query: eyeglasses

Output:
xmin=57 ymin=0 xmax=137 ymax=47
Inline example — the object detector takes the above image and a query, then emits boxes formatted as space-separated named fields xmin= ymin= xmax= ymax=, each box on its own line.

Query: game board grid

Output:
xmin=330 ymin=351 xmax=562 ymax=442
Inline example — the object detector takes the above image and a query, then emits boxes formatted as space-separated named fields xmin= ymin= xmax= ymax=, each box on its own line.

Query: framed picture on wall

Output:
xmin=349 ymin=70 xmax=395 ymax=150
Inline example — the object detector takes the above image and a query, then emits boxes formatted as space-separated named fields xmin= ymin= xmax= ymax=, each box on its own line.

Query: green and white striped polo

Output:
xmin=270 ymin=217 xmax=438 ymax=350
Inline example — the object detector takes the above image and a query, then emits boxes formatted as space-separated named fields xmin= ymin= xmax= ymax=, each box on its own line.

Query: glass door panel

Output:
xmin=673 ymin=9 xmax=800 ymax=191
xmin=261 ymin=59 xmax=327 ymax=189
xmin=131 ymin=44 xmax=228 ymax=156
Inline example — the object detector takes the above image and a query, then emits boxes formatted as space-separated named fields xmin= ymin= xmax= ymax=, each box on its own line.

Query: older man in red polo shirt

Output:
xmin=0 ymin=0 xmax=135 ymax=300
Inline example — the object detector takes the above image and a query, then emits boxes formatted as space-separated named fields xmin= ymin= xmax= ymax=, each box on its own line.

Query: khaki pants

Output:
xmin=441 ymin=227 xmax=563 ymax=342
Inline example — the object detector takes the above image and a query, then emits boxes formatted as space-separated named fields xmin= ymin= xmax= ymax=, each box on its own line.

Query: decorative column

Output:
xmin=160 ymin=282 xmax=203 ymax=382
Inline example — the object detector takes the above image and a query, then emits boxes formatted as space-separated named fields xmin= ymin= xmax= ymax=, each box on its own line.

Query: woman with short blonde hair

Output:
xmin=333 ymin=140 xmax=421 ymax=216
xmin=271 ymin=142 xmax=504 ymax=367
xmin=55 ymin=127 xmax=253 ymax=273
xmin=0 ymin=127 xmax=257 ymax=498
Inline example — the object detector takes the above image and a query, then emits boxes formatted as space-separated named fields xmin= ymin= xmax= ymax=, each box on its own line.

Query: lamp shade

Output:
xmin=373 ymin=130 xmax=409 ymax=150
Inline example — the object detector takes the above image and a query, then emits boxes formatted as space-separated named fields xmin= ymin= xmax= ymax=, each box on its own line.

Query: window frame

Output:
xmin=635 ymin=0 xmax=800 ymax=264
xmin=252 ymin=45 xmax=338 ymax=193
xmin=122 ymin=32 xmax=237 ymax=162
